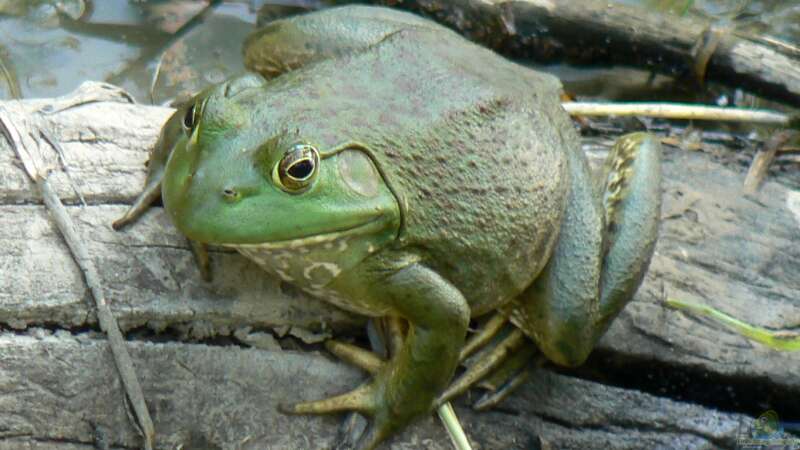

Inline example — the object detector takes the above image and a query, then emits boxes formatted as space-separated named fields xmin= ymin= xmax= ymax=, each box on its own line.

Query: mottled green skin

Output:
xmin=118 ymin=6 xmax=661 ymax=449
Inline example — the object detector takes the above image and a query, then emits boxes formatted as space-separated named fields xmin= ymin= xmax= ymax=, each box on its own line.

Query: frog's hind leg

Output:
xmin=593 ymin=133 xmax=662 ymax=337
xmin=434 ymin=135 xmax=658 ymax=404
xmin=511 ymin=132 xmax=661 ymax=367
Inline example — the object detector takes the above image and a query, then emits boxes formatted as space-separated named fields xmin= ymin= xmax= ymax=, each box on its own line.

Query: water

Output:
xmin=0 ymin=0 xmax=797 ymax=103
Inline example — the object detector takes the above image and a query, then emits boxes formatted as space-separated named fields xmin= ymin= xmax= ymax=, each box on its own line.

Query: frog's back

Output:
xmin=251 ymin=26 xmax=575 ymax=313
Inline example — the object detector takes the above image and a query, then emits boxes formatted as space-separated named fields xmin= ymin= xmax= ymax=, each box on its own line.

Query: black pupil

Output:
xmin=287 ymin=159 xmax=313 ymax=179
xmin=183 ymin=104 xmax=195 ymax=129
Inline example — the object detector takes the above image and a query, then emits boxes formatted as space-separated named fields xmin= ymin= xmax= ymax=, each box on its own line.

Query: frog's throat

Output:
xmin=220 ymin=217 xmax=384 ymax=251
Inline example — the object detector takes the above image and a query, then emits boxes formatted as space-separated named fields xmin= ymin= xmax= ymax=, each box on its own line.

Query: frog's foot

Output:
xmin=460 ymin=313 xmax=508 ymax=361
xmin=438 ymin=313 xmax=542 ymax=409
xmin=323 ymin=316 xmax=405 ymax=376
xmin=282 ymin=383 xmax=374 ymax=416
xmin=438 ymin=328 xmax=526 ymax=404
xmin=473 ymin=365 xmax=531 ymax=411
xmin=325 ymin=340 xmax=385 ymax=374
xmin=112 ymin=179 xmax=162 ymax=230
xmin=471 ymin=345 xmax=541 ymax=411
xmin=280 ymin=377 xmax=408 ymax=450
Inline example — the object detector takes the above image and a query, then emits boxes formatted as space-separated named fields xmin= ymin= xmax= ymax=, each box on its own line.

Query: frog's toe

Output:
xmin=473 ymin=367 xmax=530 ymax=411
xmin=472 ymin=357 xmax=534 ymax=411
xmin=281 ymin=384 xmax=396 ymax=450
xmin=459 ymin=313 xmax=508 ymax=361
xmin=281 ymin=383 xmax=375 ymax=416
xmin=325 ymin=340 xmax=385 ymax=374
xmin=112 ymin=181 xmax=162 ymax=230
xmin=439 ymin=328 xmax=526 ymax=404
xmin=282 ymin=375 xmax=423 ymax=450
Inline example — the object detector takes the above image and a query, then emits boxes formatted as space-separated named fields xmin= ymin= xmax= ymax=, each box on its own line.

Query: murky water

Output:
xmin=0 ymin=0 xmax=797 ymax=104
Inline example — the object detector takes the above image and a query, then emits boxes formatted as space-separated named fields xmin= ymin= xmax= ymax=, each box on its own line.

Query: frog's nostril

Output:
xmin=222 ymin=187 xmax=242 ymax=203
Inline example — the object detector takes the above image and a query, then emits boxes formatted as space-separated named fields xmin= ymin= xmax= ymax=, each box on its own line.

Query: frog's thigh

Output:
xmin=508 ymin=145 xmax=605 ymax=367
xmin=510 ymin=133 xmax=661 ymax=368
xmin=243 ymin=6 xmax=439 ymax=78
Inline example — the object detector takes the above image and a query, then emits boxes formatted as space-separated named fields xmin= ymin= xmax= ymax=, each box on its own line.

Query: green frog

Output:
xmin=114 ymin=6 xmax=661 ymax=449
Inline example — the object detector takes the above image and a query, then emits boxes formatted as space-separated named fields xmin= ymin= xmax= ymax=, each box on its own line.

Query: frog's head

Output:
xmin=160 ymin=74 xmax=401 ymax=259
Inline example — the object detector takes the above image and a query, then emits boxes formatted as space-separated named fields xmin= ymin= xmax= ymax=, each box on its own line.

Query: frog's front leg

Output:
xmin=112 ymin=102 xmax=188 ymax=230
xmin=512 ymin=132 xmax=662 ymax=366
xmin=283 ymin=258 xmax=470 ymax=450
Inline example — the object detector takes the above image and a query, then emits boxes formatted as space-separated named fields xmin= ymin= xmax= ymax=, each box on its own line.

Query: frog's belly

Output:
xmin=227 ymin=240 xmax=380 ymax=317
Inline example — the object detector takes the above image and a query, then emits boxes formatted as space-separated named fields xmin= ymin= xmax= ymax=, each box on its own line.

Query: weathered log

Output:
xmin=1 ymin=89 xmax=799 ymax=448
xmin=0 ymin=332 xmax=754 ymax=449
xmin=373 ymin=0 xmax=800 ymax=106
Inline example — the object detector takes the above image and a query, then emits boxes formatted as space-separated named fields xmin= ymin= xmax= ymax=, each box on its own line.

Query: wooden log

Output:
xmin=374 ymin=0 xmax=800 ymax=106
xmin=0 ymin=332 xmax=754 ymax=449
xmin=1 ymin=88 xmax=798 ymax=447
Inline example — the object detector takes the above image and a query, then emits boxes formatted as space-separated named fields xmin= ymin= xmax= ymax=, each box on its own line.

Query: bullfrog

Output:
xmin=114 ymin=6 xmax=661 ymax=449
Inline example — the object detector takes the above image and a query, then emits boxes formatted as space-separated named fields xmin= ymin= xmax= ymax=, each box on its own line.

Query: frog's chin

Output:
xmin=218 ymin=216 xmax=387 ymax=251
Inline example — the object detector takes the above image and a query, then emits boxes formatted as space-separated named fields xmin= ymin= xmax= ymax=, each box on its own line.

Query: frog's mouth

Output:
xmin=220 ymin=217 xmax=384 ymax=251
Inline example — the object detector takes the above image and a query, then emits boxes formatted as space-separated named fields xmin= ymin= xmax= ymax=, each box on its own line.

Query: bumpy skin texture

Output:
xmin=116 ymin=6 xmax=661 ymax=450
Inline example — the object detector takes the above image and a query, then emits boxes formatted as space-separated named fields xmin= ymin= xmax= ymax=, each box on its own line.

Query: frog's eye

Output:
xmin=273 ymin=144 xmax=320 ymax=193
xmin=182 ymin=99 xmax=204 ymax=134
xmin=182 ymin=104 xmax=196 ymax=132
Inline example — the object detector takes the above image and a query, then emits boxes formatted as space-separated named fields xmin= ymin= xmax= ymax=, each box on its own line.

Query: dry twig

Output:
xmin=743 ymin=130 xmax=798 ymax=194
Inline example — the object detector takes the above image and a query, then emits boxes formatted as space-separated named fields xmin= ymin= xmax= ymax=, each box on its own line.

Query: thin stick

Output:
xmin=39 ymin=130 xmax=87 ymax=206
xmin=563 ymin=102 xmax=792 ymax=125
xmin=437 ymin=403 xmax=473 ymax=450
xmin=0 ymin=107 xmax=155 ymax=449
xmin=39 ymin=178 xmax=155 ymax=448
xmin=743 ymin=130 xmax=798 ymax=194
